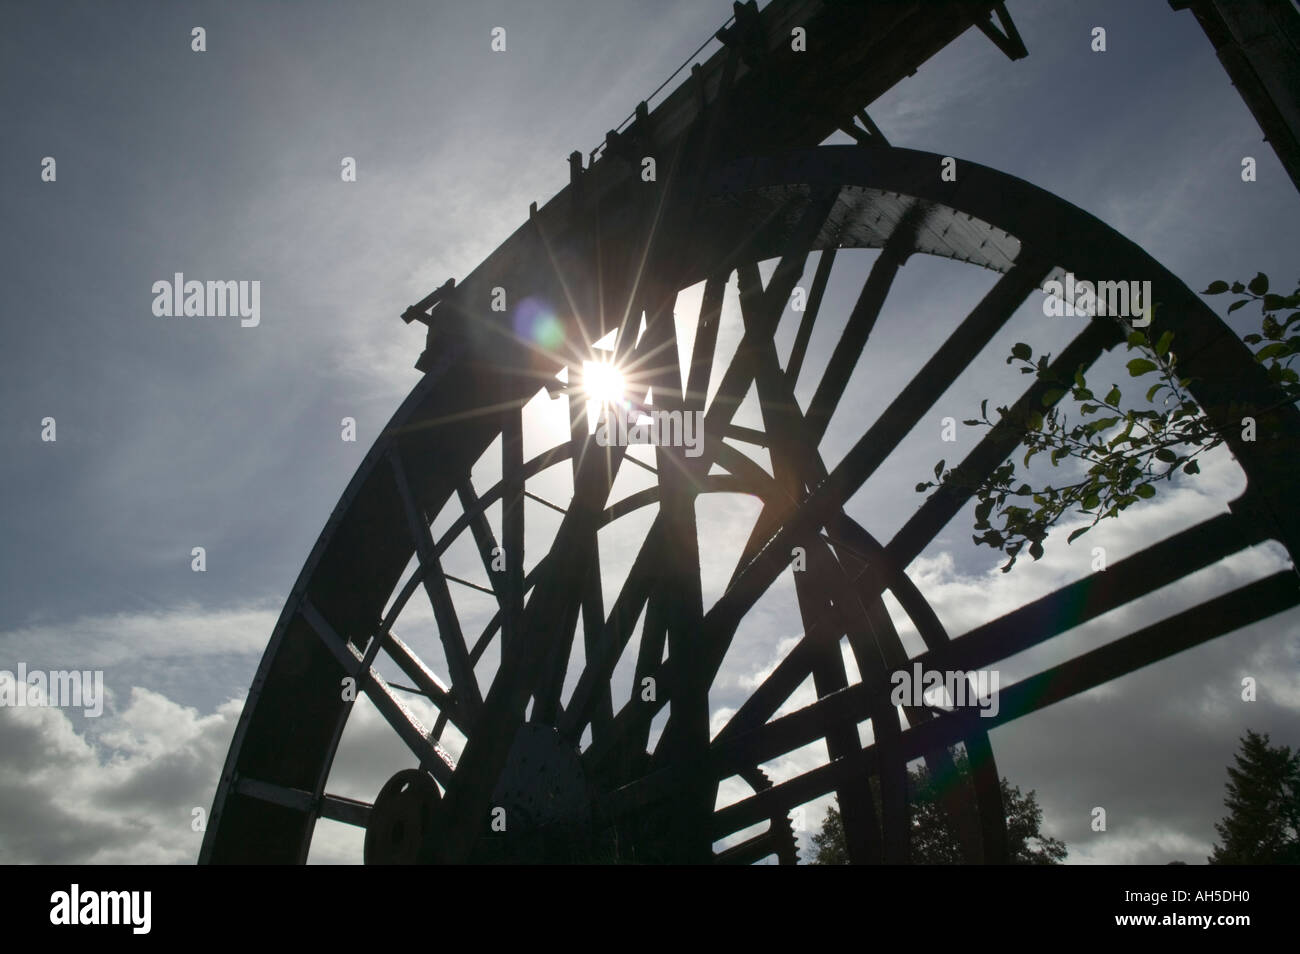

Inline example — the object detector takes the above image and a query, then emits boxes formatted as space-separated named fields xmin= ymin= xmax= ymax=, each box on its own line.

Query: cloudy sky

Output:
xmin=1 ymin=0 xmax=1297 ymax=865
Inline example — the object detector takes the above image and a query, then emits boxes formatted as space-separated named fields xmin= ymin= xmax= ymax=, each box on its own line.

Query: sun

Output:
xmin=581 ymin=359 xmax=626 ymax=406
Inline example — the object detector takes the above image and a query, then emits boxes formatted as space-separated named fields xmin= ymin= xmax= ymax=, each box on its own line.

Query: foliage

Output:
xmin=1209 ymin=729 xmax=1300 ymax=865
xmin=916 ymin=273 xmax=1300 ymax=571
xmin=808 ymin=750 xmax=1066 ymax=864
xmin=809 ymin=798 xmax=849 ymax=865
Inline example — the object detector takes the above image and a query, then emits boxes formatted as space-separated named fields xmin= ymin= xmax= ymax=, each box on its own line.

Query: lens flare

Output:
xmin=513 ymin=296 xmax=565 ymax=351
xmin=581 ymin=359 xmax=625 ymax=405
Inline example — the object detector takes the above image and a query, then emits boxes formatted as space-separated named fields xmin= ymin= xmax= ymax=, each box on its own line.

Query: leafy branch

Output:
xmin=917 ymin=272 xmax=1300 ymax=572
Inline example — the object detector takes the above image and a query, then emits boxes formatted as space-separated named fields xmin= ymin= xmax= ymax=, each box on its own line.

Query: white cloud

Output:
xmin=0 ymin=605 xmax=277 ymax=671
xmin=0 ymin=687 xmax=240 ymax=864
xmin=0 ymin=680 xmax=446 ymax=864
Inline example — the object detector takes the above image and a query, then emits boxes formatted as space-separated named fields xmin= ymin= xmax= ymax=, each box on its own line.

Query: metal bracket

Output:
xmin=716 ymin=0 xmax=765 ymax=68
xmin=604 ymin=100 xmax=655 ymax=164
xmin=973 ymin=2 xmax=1028 ymax=61
xmin=840 ymin=109 xmax=891 ymax=147
xmin=401 ymin=277 xmax=456 ymax=326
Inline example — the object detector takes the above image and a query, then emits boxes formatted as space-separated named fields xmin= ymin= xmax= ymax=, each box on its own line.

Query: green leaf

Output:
xmin=1028 ymin=540 xmax=1044 ymax=561
xmin=1135 ymin=483 xmax=1156 ymax=499
xmin=1228 ymin=299 xmax=1249 ymax=314
xmin=1183 ymin=459 xmax=1200 ymax=475
xmin=1041 ymin=388 xmax=1066 ymax=407
xmin=915 ymin=482 xmax=929 ymax=492
xmin=1256 ymin=342 xmax=1290 ymax=361
xmin=934 ymin=460 xmax=945 ymax=480
xmin=1011 ymin=342 xmax=1032 ymax=361
xmin=1248 ymin=272 xmax=1269 ymax=295
xmin=1109 ymin=420 xmax=1135 ymax=449
xmin=1082 ymin=491 xmax=1100 ymax=510
xmin=1067 ymin=526 xmax=1090 ymax=544
xmin=1079 ymin=403 xmax=1098 ymax=415
xmin=1263 ymin=294 xmax=1286 ymax=312
xmin=1202 ymin=280 xmax=1229 ymax=295
xmin=1028 ymin=411 xmax=1043 ymax=431
xmin=1127 ymin=359 xmax=1158 ymax=377
xmin=980 ymin=399 xmax=988 ymax=420
xmin=962 ymin=419 xmax=981 ymax=426
xmin=1105 ymin=385 xmax=1121 ymax=405
xmin=1127 ymin=331 xmax=1148 ymax=348
xmin=1230 ymin=281 xmax=1244 ymax=294
xmin=1145 ymin=382 xmax=1163 ymax=403
xmin=1155 ymin=331 xmax=1173 ymax=356
xmin=1155 ymin=448 xmax=1177 ymax=463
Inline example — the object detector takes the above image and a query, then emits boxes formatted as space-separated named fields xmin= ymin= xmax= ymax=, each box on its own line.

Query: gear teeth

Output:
xmin=737 ymin=765 xmax=800 ymax=865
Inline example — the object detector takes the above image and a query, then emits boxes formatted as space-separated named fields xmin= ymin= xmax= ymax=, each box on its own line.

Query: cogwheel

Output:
xmin=731 ymin=764 xmax=800 ymax=865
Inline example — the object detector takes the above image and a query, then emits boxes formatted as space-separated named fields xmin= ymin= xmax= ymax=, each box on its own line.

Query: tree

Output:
xmin=809 ymin=800 xmax=849 ymax=865
xmin=917 ymin=272 xmax=1300 ymax=571
xmin=1209 ymin=729 xmax=1300 ymax=864
xmin=808 ymin=751 xmax=1066 ymax=864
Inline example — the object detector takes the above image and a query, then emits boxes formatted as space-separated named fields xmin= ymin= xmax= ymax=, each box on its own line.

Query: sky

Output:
xmin=1 ymin=0 xmax=1298 ymax=865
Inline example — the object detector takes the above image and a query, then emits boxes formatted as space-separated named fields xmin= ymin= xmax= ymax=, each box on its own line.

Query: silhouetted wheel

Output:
xmin=201 ymin=145 xmax=1300 ymax=864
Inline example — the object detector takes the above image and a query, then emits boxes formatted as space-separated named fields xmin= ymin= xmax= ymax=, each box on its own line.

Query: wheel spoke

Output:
xmin=558 ymin=501 xmax=665 ymax=744
xmin=785 ymin=247 xmax=835 ymax=389
xmin=699 ymin=254 xmax=1055 ymax=687
xmin=301 ymin=599 xmax=456 ymax=786
xmin=700 ymin=187 xmax=839 ymax=443
xmin=456 ymin=480 xmax=508 ymax=606
xmin=428 ymin=320 xmax=659 ymax=861
xmin=684 ymin=274 xmax=727 ymax=413
xmin=704 ymin=569 xmax=1300 ymax=839
xmin=641 ymin=283 xmax=713 ymax=861
xmin=501 ymin=401 xmax=526 ymax=662
xmin=803 ymin=237 xmax=909 ymax=444
xmin=708 ymin=261 xmax=982 ymax=859
xmin=738 ymin=283 xmax=887 ymax=862
xmin=382 ymin=630 xmax=467 ymax=734
xmin=825 ymin=515 xmax=1005 ymax=862
xmin=233 ymin=777 xmax=373 ymax=830
xmin=390 ymin=448 xmax=483 ymax=717
xmin=921 ymin=511 xmax=1265 ymax=677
